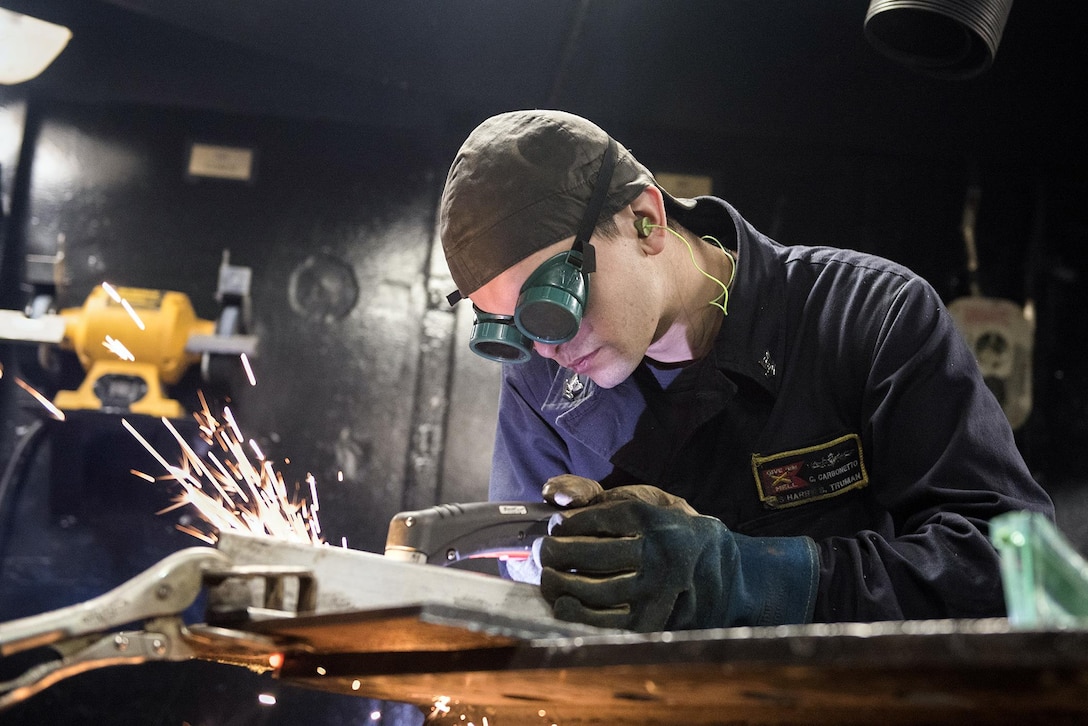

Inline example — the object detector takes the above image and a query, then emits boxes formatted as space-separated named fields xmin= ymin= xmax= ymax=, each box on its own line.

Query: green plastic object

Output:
xmin=991 ymin=510 xmax=1088 ymax=627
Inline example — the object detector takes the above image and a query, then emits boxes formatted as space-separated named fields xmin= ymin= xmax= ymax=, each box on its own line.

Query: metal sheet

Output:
xmin=214 ymin=532 xmax=1088 ymax=723
xmin=249 ymin=609 xmax=1088 ymax=725
xmin=242 ymin=605 xmax=533 ymax=654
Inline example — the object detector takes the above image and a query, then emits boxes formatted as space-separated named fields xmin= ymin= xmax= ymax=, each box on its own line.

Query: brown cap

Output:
xmin=439 ymin=110 xmax=695 ymax=296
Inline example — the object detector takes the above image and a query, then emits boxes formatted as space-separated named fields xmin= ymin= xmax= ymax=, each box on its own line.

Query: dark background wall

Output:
xmin=0 ymin=1 xmax=1086 ymax=723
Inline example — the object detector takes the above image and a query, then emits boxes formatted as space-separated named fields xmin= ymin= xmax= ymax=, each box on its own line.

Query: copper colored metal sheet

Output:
xmin=247 ymin=608 xmax=1088 ymax=725
xmin=241 ymin=604 xmax=561 ymax=653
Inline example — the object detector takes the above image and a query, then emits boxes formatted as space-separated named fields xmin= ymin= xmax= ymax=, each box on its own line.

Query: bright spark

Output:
xmin=307 ymin=473 xmax=320 ymax=513
xmin=102 ymin=282 xmax=147 ymax=330
xmin=101 ymin=281 xmax=122 ymax=302
xmin=240 ymin=352 xmax=257 ymax=386
xmin=123 ymin=393 xmax=324 ymax=545
xmin=103 ymin=335 xmax=135 ymax=361
xmin=122 ymin=418 xmax=176 ymax=473
xmin=13 ymin=376 xmax=65 ymax=420
xmin=120 ymin=298 xmax=146 ymax=330
xmin=223 ymin=406 xmax=244 ymax=441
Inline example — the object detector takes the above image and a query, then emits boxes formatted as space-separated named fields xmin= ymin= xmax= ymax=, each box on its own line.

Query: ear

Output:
xmin=629 ymin=186 xmax=668 ymax=255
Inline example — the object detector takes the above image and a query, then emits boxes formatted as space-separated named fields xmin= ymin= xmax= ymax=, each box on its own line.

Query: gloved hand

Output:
xmin=537 ymin=475 xmax=820 ymax=632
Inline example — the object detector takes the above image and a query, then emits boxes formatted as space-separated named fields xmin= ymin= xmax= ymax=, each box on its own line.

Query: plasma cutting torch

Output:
xmin=385 ymin=500 xmax=555 ymax=565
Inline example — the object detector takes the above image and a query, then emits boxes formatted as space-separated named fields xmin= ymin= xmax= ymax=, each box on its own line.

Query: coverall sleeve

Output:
xmin=814 ymin=277 xmax=1053 ymax=621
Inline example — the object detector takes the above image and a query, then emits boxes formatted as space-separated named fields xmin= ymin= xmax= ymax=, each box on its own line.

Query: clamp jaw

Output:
xmin=0 ymin=547 xmax=310 ymax=711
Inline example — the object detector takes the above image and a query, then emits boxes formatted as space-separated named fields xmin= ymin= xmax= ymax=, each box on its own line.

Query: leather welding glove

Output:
xmin=537 ymin=475 xmax=820 ymax=633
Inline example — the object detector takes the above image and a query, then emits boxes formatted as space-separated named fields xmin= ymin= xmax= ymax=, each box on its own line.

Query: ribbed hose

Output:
xmin=865 ymin=0 xmax=1015 ymax=79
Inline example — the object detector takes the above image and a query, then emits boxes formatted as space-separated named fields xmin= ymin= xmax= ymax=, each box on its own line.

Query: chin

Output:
xmin=588 ymin=373 xmax=621 ymax=389
xmin=586 ymin=358 xmax=638 ymax=390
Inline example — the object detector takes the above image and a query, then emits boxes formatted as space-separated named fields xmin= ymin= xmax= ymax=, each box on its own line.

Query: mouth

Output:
xmin=565 ymin=349 xmax=598 ymax=375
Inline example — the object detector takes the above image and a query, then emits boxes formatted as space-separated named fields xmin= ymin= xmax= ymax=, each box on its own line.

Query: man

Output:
xmin=439 ymin=109 xmax=1054 ymax=633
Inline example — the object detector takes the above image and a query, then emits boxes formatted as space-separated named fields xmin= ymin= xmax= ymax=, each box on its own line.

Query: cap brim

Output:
xmin=658 ymin=184 xmax=698 ymax=211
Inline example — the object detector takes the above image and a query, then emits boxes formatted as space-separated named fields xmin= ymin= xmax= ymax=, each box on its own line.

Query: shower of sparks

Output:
xmin=240 ymin=352 xmax=257 ymax=386
xmin=124 ymin=391 xmax=324 ymax=545
xmin=103 ymin=335 xmax=136 ymax=361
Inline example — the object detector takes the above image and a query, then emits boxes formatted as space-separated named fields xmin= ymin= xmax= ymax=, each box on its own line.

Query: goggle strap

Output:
xmin=570 ymin=137 xmax=618 ymax=275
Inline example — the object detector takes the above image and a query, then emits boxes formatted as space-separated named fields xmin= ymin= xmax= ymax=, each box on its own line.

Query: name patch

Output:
xmin=752 ymin=434 xmax=868 ymax=508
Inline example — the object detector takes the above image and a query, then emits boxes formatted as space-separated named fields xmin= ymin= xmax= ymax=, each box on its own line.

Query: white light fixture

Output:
xmin=0 ymin=7 xmax=72 ymax=85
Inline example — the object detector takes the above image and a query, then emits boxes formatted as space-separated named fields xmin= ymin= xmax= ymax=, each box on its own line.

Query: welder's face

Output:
xmin=470 ymin=226 xmax=660 ymax=390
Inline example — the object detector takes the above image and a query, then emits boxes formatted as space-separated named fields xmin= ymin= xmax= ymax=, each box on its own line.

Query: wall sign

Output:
xmin=187 ymin=142 xmax=256 ymax=182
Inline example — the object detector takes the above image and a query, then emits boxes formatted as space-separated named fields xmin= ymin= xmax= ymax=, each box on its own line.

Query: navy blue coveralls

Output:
xmin=488 ymin=197 xmax=1054 ymax=622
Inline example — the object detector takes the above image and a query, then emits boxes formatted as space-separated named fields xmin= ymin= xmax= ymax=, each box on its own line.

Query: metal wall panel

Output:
xmin=8 ymin=99 xmax=445 ymax=558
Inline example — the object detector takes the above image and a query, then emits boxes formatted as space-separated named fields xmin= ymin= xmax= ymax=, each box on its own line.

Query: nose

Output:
xmin=533 ymin=341 xmax=559 ymax=359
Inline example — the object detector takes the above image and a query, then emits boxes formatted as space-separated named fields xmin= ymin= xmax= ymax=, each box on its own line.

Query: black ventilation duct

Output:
xmin=864 ymin=0 xmax=1015 ymax=79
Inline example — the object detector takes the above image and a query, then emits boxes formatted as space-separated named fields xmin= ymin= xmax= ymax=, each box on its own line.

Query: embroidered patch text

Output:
xmin=752 ymin=434 xmax=869 ymax=508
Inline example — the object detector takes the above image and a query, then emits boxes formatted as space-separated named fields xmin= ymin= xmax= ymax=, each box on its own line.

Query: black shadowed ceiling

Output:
xmin=3 ymin=0 xmax=1084 ymax=164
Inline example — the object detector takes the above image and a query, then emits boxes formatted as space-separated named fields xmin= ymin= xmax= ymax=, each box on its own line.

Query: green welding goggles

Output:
xmin=447 ymin=138 xmax=617 ymax=363
xmin=467 ymin=245 xmax=592 ymax=362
